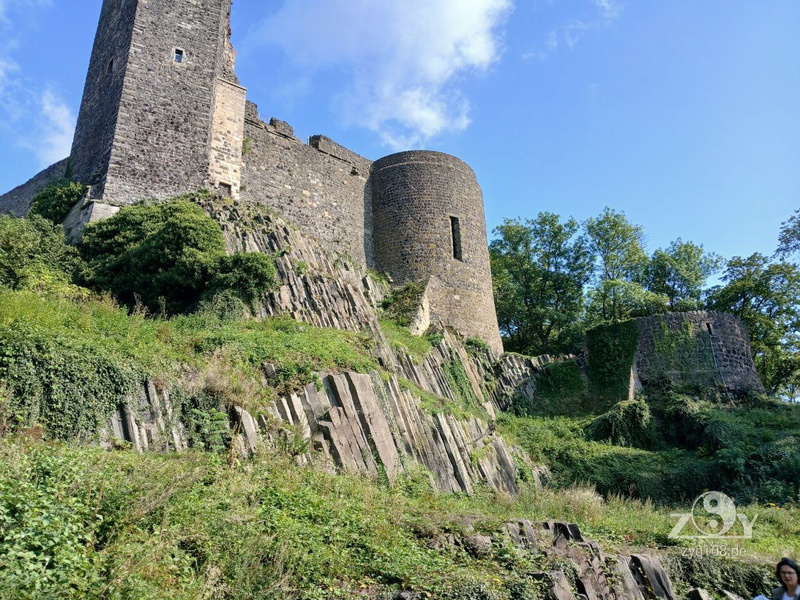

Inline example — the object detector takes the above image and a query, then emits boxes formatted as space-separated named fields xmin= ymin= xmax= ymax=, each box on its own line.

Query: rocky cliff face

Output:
xmin=104 ymin=200 xmax=544 ymax=496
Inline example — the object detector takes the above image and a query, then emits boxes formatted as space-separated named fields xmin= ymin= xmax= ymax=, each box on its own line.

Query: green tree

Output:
xmin=490 ymin=213 xmax=593 ymax=355
xmin=645 ymin=239 xmax=721 ymax=310
xmin=707 ymin=253 xmax=800 ymax=395
xmin=777 ymin=209 xmax=800 ymax=259
xmin=80 ymin=200 xmax=227 ymax=314
xmin=585 ymin=207 xmax=656 ymax=323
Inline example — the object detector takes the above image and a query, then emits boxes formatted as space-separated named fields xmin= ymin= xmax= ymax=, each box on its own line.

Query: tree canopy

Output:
xmin=490 ymin=213 xmax=592 ymax=355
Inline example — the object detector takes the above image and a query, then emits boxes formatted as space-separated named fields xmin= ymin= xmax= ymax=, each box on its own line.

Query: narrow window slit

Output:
xmin=450 ymin=216 xmax=463 ymax=261
xmin=173 ymin=48 xmax=184 ymax=63
xmin=706 ymin=323 xmax=714 ymax=335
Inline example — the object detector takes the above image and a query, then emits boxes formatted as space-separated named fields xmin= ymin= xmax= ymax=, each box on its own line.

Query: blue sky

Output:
xmin=0 ymin=0 xmax=798 ymax=264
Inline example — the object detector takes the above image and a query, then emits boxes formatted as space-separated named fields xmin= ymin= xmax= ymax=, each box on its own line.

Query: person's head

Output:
xmin=776 ymin=558 xmax=800 ymax=590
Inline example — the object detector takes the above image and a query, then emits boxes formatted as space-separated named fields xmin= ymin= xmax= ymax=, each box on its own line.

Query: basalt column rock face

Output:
xmin=370 ymin=151 xmax=503 ymax=354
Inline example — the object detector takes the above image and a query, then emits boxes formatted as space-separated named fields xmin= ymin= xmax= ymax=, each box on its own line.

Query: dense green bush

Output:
xmin=28 ymin=179 xmax=86 ymax=224
xmin=80 ymin=199 xmax=226 ymax=314
xmin=205 ymin=251 xmax=278 ymax=310
xmin=587 ymin=398 xmax=654 ymax=448
xmin=80 ymin=199 xmax=278 ymax=315
xmin=0 ymin=214 xmax=80 ymax=293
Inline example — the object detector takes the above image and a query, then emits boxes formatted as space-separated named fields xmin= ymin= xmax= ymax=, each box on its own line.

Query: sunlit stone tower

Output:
xmin=69 ymin=0 xmax=246 ymax=204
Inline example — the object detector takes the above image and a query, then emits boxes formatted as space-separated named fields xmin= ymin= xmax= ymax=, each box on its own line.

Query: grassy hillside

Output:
xmin=1 ymin=204 xmax=799 ymax=598
xmin=1 ymin=436 xmax=796 ymax=600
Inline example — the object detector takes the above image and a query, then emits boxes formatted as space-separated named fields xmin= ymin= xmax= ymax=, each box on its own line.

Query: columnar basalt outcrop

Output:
xmin=102 ymin=202 xmax=529 ymax=494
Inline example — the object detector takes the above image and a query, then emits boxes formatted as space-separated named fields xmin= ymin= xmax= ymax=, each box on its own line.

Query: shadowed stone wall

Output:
xmin=635 ymin=311 xmax=763 ymax=392
xmin=370 ymin=151 xmax=503 ymax=354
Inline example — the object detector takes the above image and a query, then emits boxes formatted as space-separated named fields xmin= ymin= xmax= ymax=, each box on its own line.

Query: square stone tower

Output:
xmin=69 ymin=0 xmax=246 ymax=204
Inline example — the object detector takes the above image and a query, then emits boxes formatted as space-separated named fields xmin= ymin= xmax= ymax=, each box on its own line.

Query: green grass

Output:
xmin=0 ymin=289 xmax=378 ymax=435
xmin=379 ymin=319 xmax=433 ymax=364
xmin=0 ymin=436 xmax=795 ymax=600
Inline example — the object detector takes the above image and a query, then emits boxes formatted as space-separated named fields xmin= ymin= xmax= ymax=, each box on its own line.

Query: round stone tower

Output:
xmin=370 ymin=150 xmax=503 ymax=354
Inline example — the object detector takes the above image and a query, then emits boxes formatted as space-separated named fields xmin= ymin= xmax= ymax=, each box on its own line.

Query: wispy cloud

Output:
xmin=245 ymin=0 xmax=513 ymax=149
xmin=34 ymin=89 xmax=75 ymax=164
xmin=526 ymin=0 xmax=624 ymax=58
xmin=564 ymin=0 xmax=624 ymax=48
xmin=0 ymin=0 xmax=71 ymax=168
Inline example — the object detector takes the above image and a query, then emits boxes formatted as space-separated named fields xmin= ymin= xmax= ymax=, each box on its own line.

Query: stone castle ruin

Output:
xmin=634 ymin=311 xmax=763 ymax=393
xmin=0 ymin=0 xmax=764 ymax=392
xmin=0 ymin=0 xmax=502 ymax=353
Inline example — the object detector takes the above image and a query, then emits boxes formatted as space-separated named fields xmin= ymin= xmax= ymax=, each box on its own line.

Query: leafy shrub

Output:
xmin=0 ymin=447 xmax=103 ymax=599
xmin=0 ymin=214 xmax=80 ymax=294
xmin=80 ymin=199 xmax=226 ymax=314
xmin=28 ymin=179 xmax=86 ymax=224
xmin=80 ymin=199 xmax=278 ymax=315
xmin=381 ymin=282 xmax=425 ymax=327
xmin=587 ymin=398 xmax=654 ymax=448
xmin=205 ymin=251 xmax=277 ymax=310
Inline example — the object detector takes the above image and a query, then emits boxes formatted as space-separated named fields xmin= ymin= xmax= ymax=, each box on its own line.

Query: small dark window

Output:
xmin=706 ymin=323 xmax=714 ymax=336
xmin=218 ymin=182 xmax=232 ymax=197
xmin=173 ymin=48 xmax=184 ymax=63
xmin=450 ymin=216 xmax=463 ymax=261
xmin=107 ymin=58 xmax=114 ymax=74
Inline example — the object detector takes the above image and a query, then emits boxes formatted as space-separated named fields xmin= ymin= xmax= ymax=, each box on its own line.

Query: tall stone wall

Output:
xmin=0 ymin=158 xmax=70 ymax=216
xmin=240 ymin=103 xmax=373 ymax=266
xmin=71 ymin=0 xmax=243 ymax=204
xmin=635 ymin=311 xmax=763 ymax=393
xmin=69 ymin=0 xmax=136 ymax=195
xmin=370 ymin=151 xmax=503 ymax=354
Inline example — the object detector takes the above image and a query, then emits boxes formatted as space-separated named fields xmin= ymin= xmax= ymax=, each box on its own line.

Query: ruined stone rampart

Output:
xmin=635 ymin=311 xmax=763 ymax=393
xmin=240 ymin=103 xmax=373 ymax=266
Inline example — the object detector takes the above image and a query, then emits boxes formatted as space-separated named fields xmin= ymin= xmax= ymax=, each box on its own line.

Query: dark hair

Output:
xmin=776 ymin=558 xmax=800 ymax=589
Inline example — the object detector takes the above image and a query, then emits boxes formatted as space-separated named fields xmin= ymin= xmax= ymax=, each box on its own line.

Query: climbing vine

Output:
xmin=585 ymin=320 xmax=639 ymax=409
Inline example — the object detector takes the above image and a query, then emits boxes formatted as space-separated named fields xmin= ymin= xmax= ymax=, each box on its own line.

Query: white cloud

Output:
xmin=246 ymin=0 xmax=513 ymax=149
xmin=565 ymin=0 xmax=623 ymax=48
xmin=592 ymin=0 xmax=623 ymax=20
xmin=35 ymin=89 xmax=75 ymax=165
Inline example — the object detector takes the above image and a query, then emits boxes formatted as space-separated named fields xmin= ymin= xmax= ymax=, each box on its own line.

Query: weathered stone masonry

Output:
xmin=0 ymin=0 xmax=504 ymax=350
xmin=70 ymin=0 xmax=244 ymax=204
xmin=370 ymin=151 xmax=502 ymax=353
xmin=635 ymin=311 xmax=763 ymax=393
